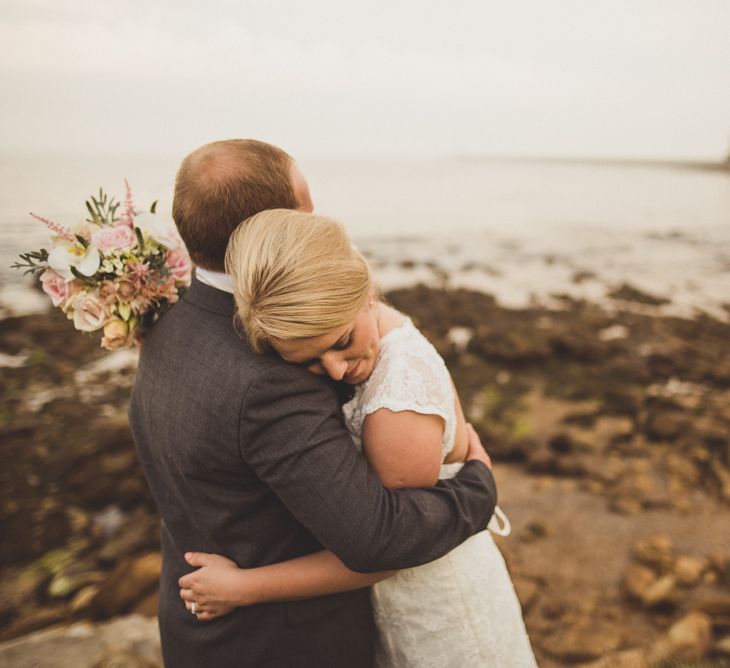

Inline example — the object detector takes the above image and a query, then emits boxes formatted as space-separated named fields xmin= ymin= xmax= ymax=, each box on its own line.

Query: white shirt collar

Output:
xmin=195 ymin=267 xmax=235 ymax=294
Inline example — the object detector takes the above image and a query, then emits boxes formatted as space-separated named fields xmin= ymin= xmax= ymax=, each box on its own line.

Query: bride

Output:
xmin=178 ymin=209 xmax=537 ymax=667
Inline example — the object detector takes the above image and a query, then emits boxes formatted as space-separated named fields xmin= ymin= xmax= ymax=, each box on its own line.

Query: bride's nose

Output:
xmin=321 ymin=354 xmax=348 ymax=381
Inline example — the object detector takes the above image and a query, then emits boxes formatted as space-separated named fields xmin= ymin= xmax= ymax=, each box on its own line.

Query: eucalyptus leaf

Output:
xmin=85 ymin=200 xmax=100 ymax=224
xmin=70 ymin=265 xmax=97 ymax=285
xmin=135 ymin=226 xmax=145 ymax=251
xmin=11 ymin=249 xmax=50 ymax=275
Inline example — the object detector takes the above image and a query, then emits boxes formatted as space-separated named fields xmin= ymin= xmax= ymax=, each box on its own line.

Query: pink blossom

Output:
xmin=40 ymin=269 xmax=68 ymax=307
xmin=128 ymin=262 xmax=152 ymax=281
xmin=119 ymin=178 xmax=135 ymax=228
xmin=116 ymin=278 xmax=138 ymax=300
xmin=97 ymin=280 xmax=117 ymax=305
xmin=167 ymin=248 xmax=192 ymax=284
xmin=30 ymin=212 xmax=75 ymax=242
xmin=92 ymin=225 xmax=136 ymax=253
xmin=71 ymin=292 xmax=109 ymax=332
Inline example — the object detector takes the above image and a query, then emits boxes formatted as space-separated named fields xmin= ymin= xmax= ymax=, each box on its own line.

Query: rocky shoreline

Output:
xmin=1 ymin=284 xmax=729 ymax=666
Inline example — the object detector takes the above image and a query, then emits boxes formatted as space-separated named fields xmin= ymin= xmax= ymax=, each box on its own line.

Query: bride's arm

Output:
xmin=178 ymin=551 xmax=394 ymax=620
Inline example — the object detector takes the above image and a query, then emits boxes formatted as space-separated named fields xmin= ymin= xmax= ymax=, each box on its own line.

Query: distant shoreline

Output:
xmin=455 ymin=154 xmax=730 ymax=174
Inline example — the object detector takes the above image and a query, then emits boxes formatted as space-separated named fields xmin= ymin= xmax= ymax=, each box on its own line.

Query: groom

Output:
xmin=129 ymin=139 xmax=498 ymax=667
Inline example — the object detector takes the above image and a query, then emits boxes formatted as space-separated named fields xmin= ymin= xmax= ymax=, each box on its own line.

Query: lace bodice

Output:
xmin=342 ymin=317 xmax=456 ymax=463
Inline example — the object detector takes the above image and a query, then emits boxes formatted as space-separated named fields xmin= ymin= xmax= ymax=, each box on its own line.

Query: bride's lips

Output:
xmin=345 ymin=359 xmax=362 ymax=382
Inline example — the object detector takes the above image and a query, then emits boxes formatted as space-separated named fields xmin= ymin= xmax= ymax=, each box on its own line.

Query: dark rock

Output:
xmin=644 ymin=612 xmax=712 ymax=665
xmin=622 ymin=564 xmax=657 ymax=602
xmin=709 ymin=553 xmax=730 ymax=588
xmin=469 ymin=330 xmax=552 ymax=365
xmin=0 ymin=506 xmax=71 ymax=567
xmin=541 ymin=619 xmax=623 ymax=662
xmin=96 ymin=512 xmax=159 ymax=564
xmin=694 ymin=595 xmax=730 ymax=620
xmin=674 ymin=556 xmax=708 ymax=587
xmin=132 ymin=590 xmax=159 ymax=619
xmin=609 ymin=496 xmax=643 ymax=516
xmin=520 ymin=521 xmax=552 ymax=543
xmin=0 ymin=605 xmax=69 ymax=643
xmin=608 ymin=284 xmax=670 ymax=306
xmin=549 ymin=433 xmax=575 ymax=454
xmin=539 ymin=599 xmax=569 ymax=621
xmin=644 ymin=410 xmax=690 ymax=442
xmin=512 ymin=576 xmax=541 ymax=615
xmin=90 ymin=553 xmax=161 ymax=619
xmin=640 ymin=575 xmax=682 ymax=610
xmin=633 ymin=534 xmax=674 ymax=572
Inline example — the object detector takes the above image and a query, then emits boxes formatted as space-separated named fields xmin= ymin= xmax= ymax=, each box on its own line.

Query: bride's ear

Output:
xmin=367 ymin=285 xmax=379 ymax=310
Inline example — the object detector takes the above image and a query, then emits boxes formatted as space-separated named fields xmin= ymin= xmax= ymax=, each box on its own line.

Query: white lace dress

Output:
xmin=342 ymin=318 xmax=537 ymax=668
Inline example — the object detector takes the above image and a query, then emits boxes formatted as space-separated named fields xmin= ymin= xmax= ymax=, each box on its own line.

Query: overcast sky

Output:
xmin=2 ymin=0 xmax=730 ymax=160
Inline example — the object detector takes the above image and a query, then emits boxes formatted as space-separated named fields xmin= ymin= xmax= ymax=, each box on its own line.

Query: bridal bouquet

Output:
xmin=13 ymin=181 xmax=192 ymax=350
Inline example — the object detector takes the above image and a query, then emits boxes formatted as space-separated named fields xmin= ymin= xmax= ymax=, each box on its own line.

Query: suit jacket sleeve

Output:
xmin=238 ymin=364 xmax=497 ymax=573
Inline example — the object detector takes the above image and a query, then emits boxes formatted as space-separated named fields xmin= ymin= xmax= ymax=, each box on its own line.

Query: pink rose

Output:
xmin=167 ymin=248 xmax=192 ymax=284
xmin=91 ymin=225 xmax=136 ymax=253
xmin=40 ymin=269 xmax=68 ymax=307
xmin=71 ymin=292 xmax=108 ymax=332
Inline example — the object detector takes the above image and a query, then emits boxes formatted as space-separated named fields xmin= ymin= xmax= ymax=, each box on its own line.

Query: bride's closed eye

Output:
xmin=331 ymin=333 xmax=353 ymax=351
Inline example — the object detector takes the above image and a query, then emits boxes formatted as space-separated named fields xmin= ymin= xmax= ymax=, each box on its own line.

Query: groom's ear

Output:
xmin=290 ymin=163 xmax=313 ymax=213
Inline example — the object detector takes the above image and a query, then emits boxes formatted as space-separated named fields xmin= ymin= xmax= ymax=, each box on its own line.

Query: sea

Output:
xmin=1 ymin=152 xmax=729 ymax=321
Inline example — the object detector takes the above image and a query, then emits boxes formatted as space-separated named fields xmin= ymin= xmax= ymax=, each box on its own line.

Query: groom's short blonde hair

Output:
xmin=173 ymin=139 xmax=298 ymax=272
xmin=225 ymin=209 xmax=371 ymax=353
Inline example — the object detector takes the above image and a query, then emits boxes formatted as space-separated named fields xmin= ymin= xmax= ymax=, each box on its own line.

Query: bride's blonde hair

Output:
xmin=225 ymin=209 xmax=371 ymax=353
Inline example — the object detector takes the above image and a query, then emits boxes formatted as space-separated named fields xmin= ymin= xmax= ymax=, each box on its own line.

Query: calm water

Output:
xmin=2 ymin=153 xmax=729 ymax=318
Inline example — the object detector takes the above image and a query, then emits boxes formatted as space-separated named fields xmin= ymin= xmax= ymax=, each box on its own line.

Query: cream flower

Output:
xmin=71 ymin=292 xmax=108 ymax=332
xmin=134 ymin=213 xmax=183 ymax=249
xmin=48 ymin=241 xmax=100 ymax=279
xmin=101 ymin=318 xmax=130 ymax=350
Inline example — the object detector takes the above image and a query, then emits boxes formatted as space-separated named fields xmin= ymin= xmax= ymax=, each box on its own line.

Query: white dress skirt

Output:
xmin=342 ymin=318 xmax=537 ymax=668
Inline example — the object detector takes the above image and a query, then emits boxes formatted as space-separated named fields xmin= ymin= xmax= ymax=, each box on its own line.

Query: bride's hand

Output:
xmin=178 ymin=552 xmax=248 ymax=621
xmin=465 ymin=423 xmax=493 ymax=471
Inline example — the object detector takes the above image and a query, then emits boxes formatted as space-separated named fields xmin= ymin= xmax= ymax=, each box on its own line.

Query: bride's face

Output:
xmin=272 ymin=301 xmax=380 ymax=384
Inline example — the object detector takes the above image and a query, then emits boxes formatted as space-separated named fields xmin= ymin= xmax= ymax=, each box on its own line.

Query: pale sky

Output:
xmin=2 ymin=0 xmax=730 ymax=160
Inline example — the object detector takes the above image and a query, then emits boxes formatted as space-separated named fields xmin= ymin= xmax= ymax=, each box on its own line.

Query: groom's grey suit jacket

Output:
xmin=129 ymin=276 xmax=497 ymax=668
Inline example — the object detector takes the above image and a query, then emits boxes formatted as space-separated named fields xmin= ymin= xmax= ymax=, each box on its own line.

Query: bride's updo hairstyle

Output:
xmin=225 ymin=209 xmax=371 ymax=353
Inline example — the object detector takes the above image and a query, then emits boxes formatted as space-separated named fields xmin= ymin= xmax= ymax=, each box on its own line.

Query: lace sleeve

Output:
xmin=348 ymin=322 xmax=457 ymax=460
